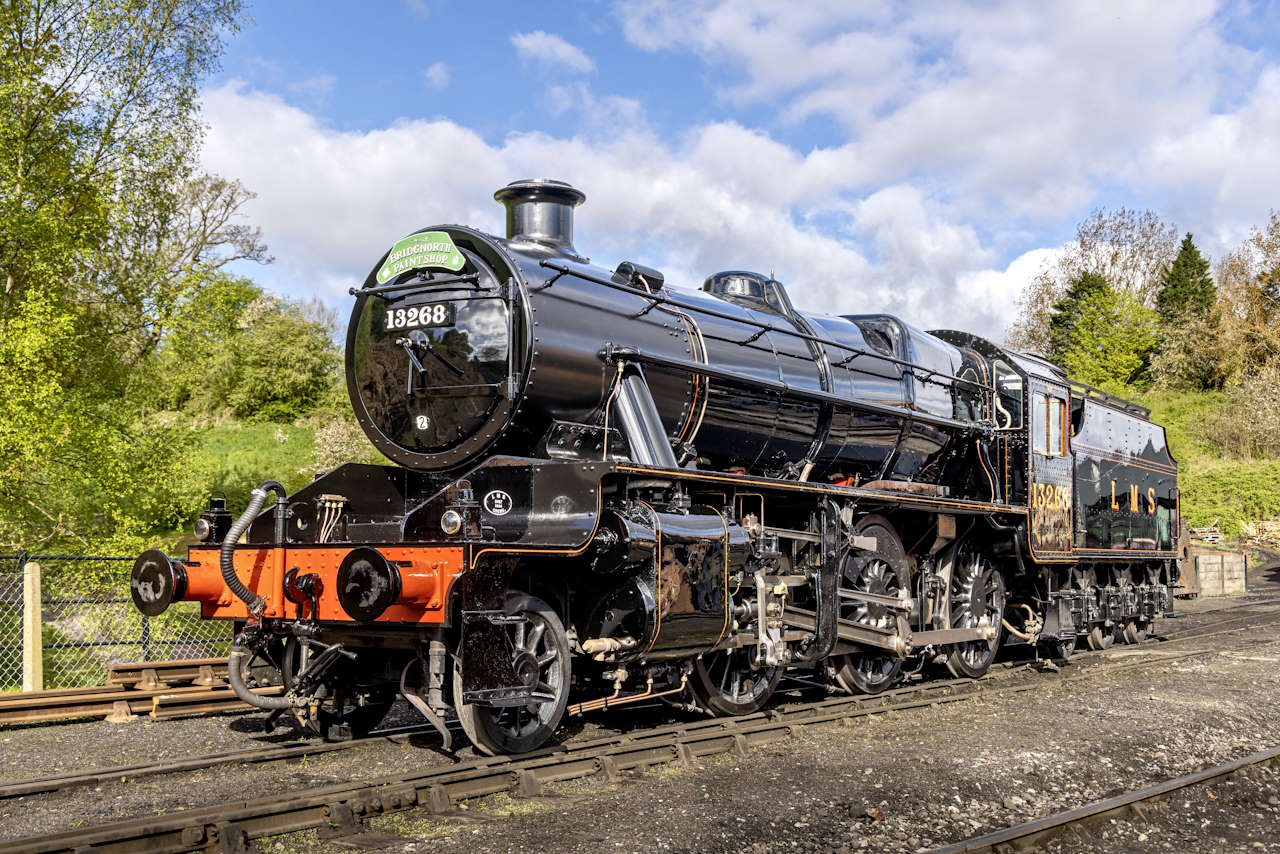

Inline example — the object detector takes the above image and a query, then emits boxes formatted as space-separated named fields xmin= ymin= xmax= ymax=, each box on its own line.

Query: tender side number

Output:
xmin=385 ymin=303 xmax=455 ymax=331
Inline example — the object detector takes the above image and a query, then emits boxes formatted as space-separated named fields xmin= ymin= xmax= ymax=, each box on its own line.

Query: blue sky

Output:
xmin=201 ymin=1 xmax=1280 ymax=340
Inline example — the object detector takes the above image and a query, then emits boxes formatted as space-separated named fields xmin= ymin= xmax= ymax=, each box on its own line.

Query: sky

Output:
xmin=201 ymin=0 xmax=1280 ymax=341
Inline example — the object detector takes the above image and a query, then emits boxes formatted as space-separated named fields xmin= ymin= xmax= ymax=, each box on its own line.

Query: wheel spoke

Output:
xmin=527 ymin=621 xmax=546 ymax=651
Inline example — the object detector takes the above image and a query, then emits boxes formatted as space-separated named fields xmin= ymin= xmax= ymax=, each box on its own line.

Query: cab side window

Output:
xmin=1032 ymin=393 xmax=1068 ymax=456
xmin=1032 ymin=392 xmax=1048 ymax=454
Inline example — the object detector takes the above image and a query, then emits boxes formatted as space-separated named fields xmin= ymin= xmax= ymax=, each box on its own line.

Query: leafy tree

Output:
xmin=1007 ymin=208 xmax=1177 ymax=351
xmin=1156 ymin=233 xmax=1215 ymax=326
xmin=213 ymin=295 xmax=341 ymax=423
xmin=1047 ymin=271 xmax=1108 ymax=361
xmin=1213 ymin=210 xmax=1280 ymax=378
xmin=0 ymin=0 xmax=247 ymax=550
xmin=1056 ymin=283 xmax=1159 ymax=390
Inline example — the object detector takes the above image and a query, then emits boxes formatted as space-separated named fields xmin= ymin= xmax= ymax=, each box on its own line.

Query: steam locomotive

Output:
xmin=130 ymin=180 xmax=1179 ymax=754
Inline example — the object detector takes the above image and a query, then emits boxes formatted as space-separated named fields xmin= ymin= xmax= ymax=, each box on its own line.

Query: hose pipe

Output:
xmin=228 ymin=642 xmax=292 ymax=710
xmin=220 ymin=481 xmax=287 ymax=618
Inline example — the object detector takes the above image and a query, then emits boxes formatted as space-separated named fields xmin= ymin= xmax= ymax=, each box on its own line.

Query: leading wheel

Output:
xmin=1040 ymin=632 xmax=1077 ymax=661
xmin=690 ymin=648 xmax=781 ymax=716
xmin=833 ymin=516 xmax=908 ymax=694
xmin=453 ymin=593 xmax=571 ymax=756
xmin=945 ymin=549 xmax=1006 ymax=679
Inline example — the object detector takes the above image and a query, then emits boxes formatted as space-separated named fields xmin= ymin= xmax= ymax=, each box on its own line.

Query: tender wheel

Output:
xmin=945 ymin=549 xmax=1006 ymax=679
xmin=453 ymin=593 xmax=571 ymax=756
xmin=690 ymin=648 xmax=781 ymax=716
xmin=833 ymin=516 xmax=908 ymax=694
xmin=1116 ymin=567 xmax=1150 ymax=645
xmin=1080 ymin=567 xmax=1114 ymax=651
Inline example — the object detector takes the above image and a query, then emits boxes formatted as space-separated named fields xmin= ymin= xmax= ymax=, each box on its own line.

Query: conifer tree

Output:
xmin=1156 ymin=233 xmax=1215 ymax=326
xmin=1047 ymin=271 xmax=1108 ymax=361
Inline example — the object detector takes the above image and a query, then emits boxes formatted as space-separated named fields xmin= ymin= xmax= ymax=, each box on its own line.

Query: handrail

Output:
xmin=602 ymin=345 xmax=993 ymax=436
xmin=542 ymin=259 xmax=994 ymax=396
xmin=349 ymin=272 xmax=481 ymax=300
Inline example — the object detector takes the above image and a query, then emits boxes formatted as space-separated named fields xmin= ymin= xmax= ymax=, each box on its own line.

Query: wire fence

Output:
xmin=0 ymin=553 xmax=233 ymax=692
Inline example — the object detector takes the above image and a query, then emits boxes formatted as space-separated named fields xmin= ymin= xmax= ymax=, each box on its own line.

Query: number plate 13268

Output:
xmin=385 ymin=303 xmax=455 ymax=331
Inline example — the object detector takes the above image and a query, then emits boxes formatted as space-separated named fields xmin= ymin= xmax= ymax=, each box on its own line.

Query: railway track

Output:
xmin=5 ymin=610 xmax=1277 ymax=854
xmin=4 ymin=602 xmax=1276 ymax=805
xmin=0 ymin=658 xmax=250 ymax=726
xmin=932 ymin=745 xmax=1280 ymax=853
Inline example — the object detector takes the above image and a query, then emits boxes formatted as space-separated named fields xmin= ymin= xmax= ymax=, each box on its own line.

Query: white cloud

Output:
xmin=200 ymin=4 xmax=1280 ymax=345
xmin=615 ymin=0 xmax=1269 ymax=228
xmin=424 ymin=61 xmax=449 ymax=90
xmin=200 ymin=82 xmax=1047 ymax=341
xmin=510 ymin=30 xmax=596 ymax=74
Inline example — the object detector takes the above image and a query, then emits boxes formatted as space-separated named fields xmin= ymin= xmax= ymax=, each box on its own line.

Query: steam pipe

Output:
xmin=222 ymin=480 xmax=292 ymax=711
xmin=219 ymin=480 xmax=286 ymax=618
xmin=228 ymin=640 xmax=292 ymax=710
xmin=611 ymin=364 xmax=679 ymax=469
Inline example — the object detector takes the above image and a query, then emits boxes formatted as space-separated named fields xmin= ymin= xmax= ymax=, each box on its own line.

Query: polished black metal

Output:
xmin=493 ymin=178 xmax=586 ymax=259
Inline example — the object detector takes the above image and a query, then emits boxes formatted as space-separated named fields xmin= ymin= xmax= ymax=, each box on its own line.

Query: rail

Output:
xmin=1068 ymin=378 xmax=1151 ymax=418
xmin=604 ymin=345 xmax=993 ymax=436
xmin=933 ymin=745 xmax=1280 ymax=853
xmin=9 ymin=605 xmax=1280 ymax=854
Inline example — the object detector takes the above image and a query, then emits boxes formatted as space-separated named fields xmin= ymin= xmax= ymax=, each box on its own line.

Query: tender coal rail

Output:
xmin=932 ymin=745 xmax=1280 ymax=853
xmin=0 ymin=640 xmax=1253 ymax=854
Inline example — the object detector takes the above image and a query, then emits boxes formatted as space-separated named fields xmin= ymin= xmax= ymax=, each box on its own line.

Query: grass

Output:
xmin=190 ymin=421 xmax=318 ymax=508
xmin=1137 ymin=389 xmax=1280 ymax=536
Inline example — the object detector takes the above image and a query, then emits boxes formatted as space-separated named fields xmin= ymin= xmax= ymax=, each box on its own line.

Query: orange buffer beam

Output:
xmin=179 ymin=544 xmax=465 ymax=625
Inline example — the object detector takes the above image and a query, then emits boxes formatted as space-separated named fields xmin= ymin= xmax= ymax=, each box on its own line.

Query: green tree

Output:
xmin=1058 ymin=285 xmax=1159 ymax=390
xmin=1156 ymin=233 xmax=1215 ymax=326
xmin=1046 ymin=271 xmax=1108 ymax=361
xmin=0 ymin=0 xmax=247 ymax=550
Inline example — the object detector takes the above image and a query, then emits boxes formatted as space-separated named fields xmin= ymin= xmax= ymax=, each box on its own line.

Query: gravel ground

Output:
xmin=2 ymin=586 xmax=1279 ymax=851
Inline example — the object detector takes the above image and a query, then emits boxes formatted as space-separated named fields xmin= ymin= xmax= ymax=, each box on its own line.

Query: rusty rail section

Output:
xmin=107 ymin=657 xmax=227 ymax=690
xmin=2 ymin=638 xmax=1256 ymax=854
xmin=0 ymin=658 xmax=248 ymax=726
xmin=932 ymin=745 xmax=1280 ymax=853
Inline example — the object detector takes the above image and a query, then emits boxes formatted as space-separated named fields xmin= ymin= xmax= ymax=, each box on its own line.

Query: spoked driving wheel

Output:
xmin=833 ymin=516 xmax=909 ymax=694
xmin=453 ymin=593 xmax=571 ymax=755
xmin=945 ymin=547 xmax=1006 ymax=679
xmin=691 ymin=647 xmax=781 ymax=716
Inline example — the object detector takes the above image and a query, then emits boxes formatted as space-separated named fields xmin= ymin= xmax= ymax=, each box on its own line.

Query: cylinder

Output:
xmin=493 ymin=178 xmax=585 ymax=256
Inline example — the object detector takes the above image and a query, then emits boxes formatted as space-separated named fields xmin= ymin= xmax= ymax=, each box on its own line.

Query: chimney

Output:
xmin=493 ymin=179 xmax=586 ymax=258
